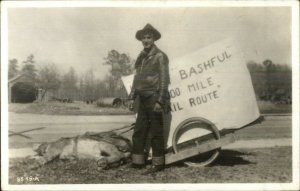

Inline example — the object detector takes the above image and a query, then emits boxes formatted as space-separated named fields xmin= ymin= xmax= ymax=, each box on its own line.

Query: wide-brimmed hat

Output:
xmin=135 ymin=23 xmax=161 ymax=41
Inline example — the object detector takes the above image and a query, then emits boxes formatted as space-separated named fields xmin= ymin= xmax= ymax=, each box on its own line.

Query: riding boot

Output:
xmin=143 ymin=155 xmax=165 ymax=174
xmin=143 ymin=165 xmax=165 ymax=175
xmin=131 ymin=153 xmax=146 ymax=169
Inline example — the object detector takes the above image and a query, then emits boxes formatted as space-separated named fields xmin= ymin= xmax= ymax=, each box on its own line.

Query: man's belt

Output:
xmin=136 ymin=90 xmax=158 ymax=97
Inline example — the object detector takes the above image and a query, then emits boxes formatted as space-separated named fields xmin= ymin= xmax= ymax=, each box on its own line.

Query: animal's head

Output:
xmin=33 ymin=142 xmax=49 ymax=156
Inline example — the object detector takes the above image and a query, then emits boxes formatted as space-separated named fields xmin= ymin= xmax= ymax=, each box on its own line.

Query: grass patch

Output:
xmin=9 ymin=146 xmax=292 ymax=184
xmin=9 ymin=102 xmax=133 ymax=115
xmin=258 ymin=100 xmax=291 ymax=114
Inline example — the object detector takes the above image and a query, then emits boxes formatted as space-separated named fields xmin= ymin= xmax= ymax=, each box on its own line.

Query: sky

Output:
xmin=8 ymin=7 xmax=291 ymax=80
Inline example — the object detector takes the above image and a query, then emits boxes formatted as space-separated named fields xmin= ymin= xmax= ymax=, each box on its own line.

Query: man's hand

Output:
xmin=153 ymin=102 xmax=163 ymax=112
xmin=128 ymin=100 xmax=134 ymax=111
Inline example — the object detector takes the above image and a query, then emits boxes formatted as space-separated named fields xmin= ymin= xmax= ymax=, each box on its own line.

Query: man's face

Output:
xmin=142 ymin=33 xmax=154 ymax=49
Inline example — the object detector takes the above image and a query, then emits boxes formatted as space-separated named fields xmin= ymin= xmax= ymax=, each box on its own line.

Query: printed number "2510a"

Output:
xmin=17 ymin=176 xmax=39 ymax=183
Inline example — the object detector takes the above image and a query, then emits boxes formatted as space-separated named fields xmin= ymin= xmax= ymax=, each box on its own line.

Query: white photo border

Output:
xmin=1 ymin=1 xmax=299 ymax=191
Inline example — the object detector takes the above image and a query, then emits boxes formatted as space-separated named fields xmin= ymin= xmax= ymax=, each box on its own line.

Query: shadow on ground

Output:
xmin=212 ymin=149 xmax=254 ymax=166
xmin=170 ymin=149 xmax=254 ymax=167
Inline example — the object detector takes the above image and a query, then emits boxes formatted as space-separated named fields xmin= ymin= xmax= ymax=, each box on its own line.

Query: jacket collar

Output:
xmin=141 ymin=44 xmax=159 ymax=58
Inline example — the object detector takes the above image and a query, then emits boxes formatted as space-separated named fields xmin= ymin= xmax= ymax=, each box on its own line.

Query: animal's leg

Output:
xmin=59 ymin=139 xmax=76 ymax=161
xmin=28 ymin=156 xmax=48 ymax=169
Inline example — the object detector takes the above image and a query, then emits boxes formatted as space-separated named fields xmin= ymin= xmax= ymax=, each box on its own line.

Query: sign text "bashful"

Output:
xmin=179 ymin=51 xmax=232 ymax=80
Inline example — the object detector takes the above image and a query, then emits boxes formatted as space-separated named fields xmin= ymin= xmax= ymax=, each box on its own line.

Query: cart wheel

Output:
xmin=172 ymin=117 xmax=221 ymax=167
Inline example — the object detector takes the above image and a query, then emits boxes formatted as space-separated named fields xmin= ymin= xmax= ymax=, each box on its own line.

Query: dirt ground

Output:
xmin=9 ymin=146 xmax=292 ymax=184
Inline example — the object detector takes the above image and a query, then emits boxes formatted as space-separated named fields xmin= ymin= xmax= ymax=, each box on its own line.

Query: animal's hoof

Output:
xmin=97 ymin=158 xmax=108 ymax=169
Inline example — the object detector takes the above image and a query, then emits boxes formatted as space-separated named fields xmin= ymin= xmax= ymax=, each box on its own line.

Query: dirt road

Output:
xmin=8 ymin=113 xmax=292 ymax=158
xmin=8 ymin=112 xmax=136 ymax=148
xmin=9 ymin=113 xmax=291 ymax=145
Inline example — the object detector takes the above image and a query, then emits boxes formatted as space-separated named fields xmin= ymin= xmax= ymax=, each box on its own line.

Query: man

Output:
xmin=128 ymin=23 xmax=170 ymax=174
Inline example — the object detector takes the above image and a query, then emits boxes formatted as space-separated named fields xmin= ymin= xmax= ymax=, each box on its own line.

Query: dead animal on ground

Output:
xmin=32 ymin=131 xmax=132 ymax=169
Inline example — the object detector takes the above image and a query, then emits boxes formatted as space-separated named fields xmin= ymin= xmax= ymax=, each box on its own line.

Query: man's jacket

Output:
xmin=129 ymin=45 xmax=170 ymax=106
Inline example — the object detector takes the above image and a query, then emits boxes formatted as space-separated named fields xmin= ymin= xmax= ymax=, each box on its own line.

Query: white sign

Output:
xmin=122 ymin=38 xmax=260 ymax=148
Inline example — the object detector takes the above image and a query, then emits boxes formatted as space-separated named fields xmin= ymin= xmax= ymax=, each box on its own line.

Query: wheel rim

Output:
xmin=172 ymin=117 xmax=221 ymax=167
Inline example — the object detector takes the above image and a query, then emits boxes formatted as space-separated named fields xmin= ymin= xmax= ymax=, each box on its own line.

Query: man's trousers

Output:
xmin=131 ymin=93 xmax=165 ymax=166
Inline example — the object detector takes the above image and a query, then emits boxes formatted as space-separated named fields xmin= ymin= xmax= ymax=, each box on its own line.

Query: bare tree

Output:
xmin=37 ymin=64 xmax=61 ymax=101
xmin=94 ymin=79 xmax=108 ymax=98
xmin=60 ymin=67 xmax=78 ymax=100
xmin=78 ymin=71 xmax=96 ymax=101
xmin=103 ymin=50 xmax=134 ymax=97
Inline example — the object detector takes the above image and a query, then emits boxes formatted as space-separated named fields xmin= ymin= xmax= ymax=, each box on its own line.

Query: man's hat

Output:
xmin=135 ymin=23 xmax=161 ymax=41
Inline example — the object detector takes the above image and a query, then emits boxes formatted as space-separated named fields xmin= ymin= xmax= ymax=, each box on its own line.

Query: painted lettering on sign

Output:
xmin=179 ymin=51 xmax=232 ymax=80
xmin=170 ymin=102 xmax=184 ymax=112
xmin=169 ymin=87 xmax=181 ymax=98
xmin=168 ymin=76 xmax=220 ymax=112
xmin=187 ymin=77 xmax=214 ymax=93
xmin=168 ymin=50 xmax=232 ymax=113
xmin=189 ymin=90 xmax=219 ymax=107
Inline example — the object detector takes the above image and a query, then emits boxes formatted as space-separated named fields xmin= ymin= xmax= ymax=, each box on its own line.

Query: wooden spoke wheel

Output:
xmin=172 ymin=117 xmax=221 ymax=167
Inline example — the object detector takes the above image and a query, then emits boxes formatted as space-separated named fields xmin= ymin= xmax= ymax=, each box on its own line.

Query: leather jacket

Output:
xmin=129 ymin=45 xmax=170 ymax=106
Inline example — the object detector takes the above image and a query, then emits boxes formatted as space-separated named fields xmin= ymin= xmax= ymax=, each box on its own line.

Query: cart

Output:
xmin=117 ymin=115 xmax=262 ymax=167
xmin=165 ymin=117 xmax=235 ymax=167
xmin=121 ymin=38 xmax=261 ymax=167
xmin=165 ymin=116 xmax=265 ymax=167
